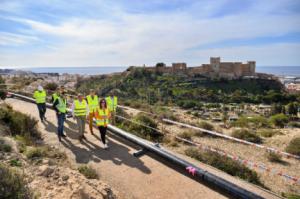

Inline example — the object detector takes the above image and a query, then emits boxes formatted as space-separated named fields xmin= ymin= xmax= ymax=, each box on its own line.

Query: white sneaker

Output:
xmin=104 ymin=144 xmax=108 ymax=149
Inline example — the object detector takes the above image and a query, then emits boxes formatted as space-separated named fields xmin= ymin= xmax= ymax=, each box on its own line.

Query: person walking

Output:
xmin=95 ymin=99 xmax=111 ymax=149
xmin=53 ymin=93 xmax=67 ymax=141
xmin=52 ymin=86 xmax=65 ymax=103
xmin=105 ymin=92 xmax=117 ymax=125
xmin=33 ymin=85 xmax=47 ymax=122
xmin=71 ymin=93 xmax=89 ymax=141
xmin=86 ymin=89 xmax=99 ymax=134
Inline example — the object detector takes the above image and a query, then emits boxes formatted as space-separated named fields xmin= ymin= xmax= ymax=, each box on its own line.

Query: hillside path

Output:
xmin=7 ymin=98 xmax=280 ymax=199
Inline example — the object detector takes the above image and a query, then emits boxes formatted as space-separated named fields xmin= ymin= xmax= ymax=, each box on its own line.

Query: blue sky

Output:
xmin=0 ymin=0 xmax=300 ymax=67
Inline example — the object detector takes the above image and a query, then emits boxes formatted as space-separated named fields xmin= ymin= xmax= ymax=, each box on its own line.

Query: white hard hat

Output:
xmin=38 ymin=86 xmax=43 ymax=91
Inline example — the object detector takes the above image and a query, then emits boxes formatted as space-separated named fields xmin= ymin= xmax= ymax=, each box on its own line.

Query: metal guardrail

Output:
xmin=7 ymin=92 xmax=265 ymax=199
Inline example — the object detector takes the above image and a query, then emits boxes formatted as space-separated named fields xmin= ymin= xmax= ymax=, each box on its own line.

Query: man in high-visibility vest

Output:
xmin=86 ymin=89 xmax=99 ymax=134
xmin=33 ymin=85 xmax=47 ymax=122
xmin=71 ymin=93 xmax=89 ymax=141
xmin=51 ymin=86 xmax=64 ymax=104
xmin=105 ymin=92 xmax=118 ymax=125
xmin=53 ymin=93 xmax=67 ymax=141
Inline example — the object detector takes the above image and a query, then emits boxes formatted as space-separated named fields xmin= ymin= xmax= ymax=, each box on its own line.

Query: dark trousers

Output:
xmin=98 ymin=126 xmax=107 ymax=144
xmin=37 ymin=103 xmax=46 ymax=120
xmin=57 ymin=113 xmax=65 ymax=137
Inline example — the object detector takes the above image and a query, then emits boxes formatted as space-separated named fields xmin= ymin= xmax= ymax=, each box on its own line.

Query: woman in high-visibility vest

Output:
xmin=95 ymin=99 xmax=111 ymax=149
xmin=72 ymin=93 xmax=89 ymax=141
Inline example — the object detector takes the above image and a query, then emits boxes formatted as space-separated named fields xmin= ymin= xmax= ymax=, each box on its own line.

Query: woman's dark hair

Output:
xmin=99 ymin=99 xmax=107 ymax=109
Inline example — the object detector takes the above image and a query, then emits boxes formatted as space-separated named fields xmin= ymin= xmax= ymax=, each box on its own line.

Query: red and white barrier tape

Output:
xmin=176 ymin=136 xmax=300 ymax=185
xmin=164 ymin=119 xmax=300 ymax=160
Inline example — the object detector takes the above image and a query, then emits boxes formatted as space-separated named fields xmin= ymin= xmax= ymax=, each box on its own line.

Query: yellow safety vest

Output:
xmin=96 ymin=108 xmax=109 ymax=127
xmin=56 ymin=98 xmax=67 ymax=113
xmin=86 ymin=95 xmax=99 ymax=112
xmin=33 ymin=90 xmax=46 ymax=103
xmin=52 ymin=93 xmax=59 ymax=102
xmin=74 ymin=99 xmax=87 ymax=116
xmin=105 ymin=96 xmax=117 ymax=112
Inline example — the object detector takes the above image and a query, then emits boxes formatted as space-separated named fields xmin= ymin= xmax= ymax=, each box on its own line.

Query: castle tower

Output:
xmin=210 ymin=57 xmax=221 ymax=73
xmin=247 ymin=61 xmax=256 ymax=75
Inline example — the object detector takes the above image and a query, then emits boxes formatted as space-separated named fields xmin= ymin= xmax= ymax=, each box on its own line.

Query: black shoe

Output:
xmin=61 ymin=134 xmax=67 ymax=138
xmin=58 ymin=136 xmax=62 ymax=142
xmin=82 ymin=135 xmax=87 ymax=140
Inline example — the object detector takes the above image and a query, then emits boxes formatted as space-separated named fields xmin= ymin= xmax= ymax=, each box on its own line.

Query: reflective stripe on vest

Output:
xmin=105 ymin=96 xmax=117 ymax=112
xmin=74 ymin=99 xmax=87 ymax=116
xmin=34 ymin=90 xmax=46 ymax=103
xmin=96 ymin=108 xmax=109 ymax=126
xmin=86 ymin=95 xmax=99 ymax=112
xmin=56 ymin=98 xmax=67 ymax=113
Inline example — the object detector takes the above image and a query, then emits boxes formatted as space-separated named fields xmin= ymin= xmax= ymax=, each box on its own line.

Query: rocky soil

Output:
xmin=0 ymin=136 xmax=118 ymax=199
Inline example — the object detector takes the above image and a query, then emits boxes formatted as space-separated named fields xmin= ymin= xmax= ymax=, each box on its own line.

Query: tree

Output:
xmin=271 ymin=103 xmax=284 ymax=115
xmin=269 ymin=114 xmax=289 ymax=128
xmin=287 ymin=102 xmax=299 ymax=116
xmin=155 ymin=62 xmax=166 ymax=67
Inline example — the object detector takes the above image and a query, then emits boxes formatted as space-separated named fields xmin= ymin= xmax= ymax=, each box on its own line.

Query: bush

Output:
xmin=231 ymin=129 xmax=262 ymax=143
xmin=0 ymin=164 xmax=32 ymax=199
xmin=177 ymin=131 xmax=194 ymax=140
xmin=269 ymin=113 xmax=289 ymax=128
xmin=44 ymin=82 xmax=58 ymax=91
xmin=267 ymin=152 xmax=283 ymax=163
xmin=285 ymin=137 xmax=300 ymax=156
xmin=185 ymin=147 xmax=264 ymax=186
xmin=288 ymin=122 xmax=300 ymax=128
xmin=0 ymin=138 xmax=12 ymax=152
xmin=10 ymin=159 xmax=22 ymax=167
xmin=197 ymin=121 xmax=214 ymax=131
xmin=286 ymin=194 xmax=300 ymax=199
xmin=256 ymin=129 xmax=281 ymax=138
xmin=25 ymin=147 xmax=45 ymax=160
xmin=78 ymin=165 xmax=98 ymax=179
xmin=127 ymin=113 xmax=163 ymax=142
xmin=0 ymin=90 xmax=7 ymax=100
xmin=0 ymin=106 xmax=41 ymax=143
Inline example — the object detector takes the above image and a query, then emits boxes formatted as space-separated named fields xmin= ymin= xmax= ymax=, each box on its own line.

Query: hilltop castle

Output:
xmin=138 ymin=57 xmax=257 ymax=79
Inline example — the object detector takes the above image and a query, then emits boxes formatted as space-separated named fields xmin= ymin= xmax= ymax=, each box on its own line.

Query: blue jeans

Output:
xmin=57 ymin=113 xmax=65 ymax=136
xmin=37 ymin=103 xmax=46 ymax=120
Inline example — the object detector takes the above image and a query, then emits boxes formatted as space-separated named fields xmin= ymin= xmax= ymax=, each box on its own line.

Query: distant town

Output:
xmin=1 ymin=57 xmax=300 ymax=93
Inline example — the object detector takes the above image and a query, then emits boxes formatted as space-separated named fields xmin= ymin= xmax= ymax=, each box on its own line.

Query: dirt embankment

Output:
xmin=0 ymin=135 xmax=118 ymax=199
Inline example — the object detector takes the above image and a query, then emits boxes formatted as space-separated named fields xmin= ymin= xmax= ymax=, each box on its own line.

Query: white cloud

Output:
xmin=0 ymin=32 xmax=39 ymax=46
xmin=0 ymin=0 xmax=300 ymax=66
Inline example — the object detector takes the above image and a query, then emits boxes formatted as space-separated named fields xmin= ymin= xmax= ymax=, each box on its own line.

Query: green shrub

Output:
xmin=197 ymin=121 xmax=214 ymax=131
xmin=0 ymin=106 xmax=41 ymax=143
xmin=231 ymin=129 xmax=262 ymax=143
xmin=185 ymin=147 xmax=264 ymax=186
xmin=287 ymin=194 xmax=300 ymax=199
xmin=177 ymin=131 xmax=194 ymax=140
xmin=288 ymin=122 xmax=300 ymax=128
xmin=0 ymin=164 xmax=32 ymax=199
xmin=44 ymin=82 xmax=58 ymax=91
xmin=0 ymin=90 xmax=7 ymax=100
xmin=269 ymin=113 xmax=289 ymax=128
xmin=256 ymin=129 xmax=281 ymax=138
xmin=0 ymin=138 xmax=12 ymax=152
xmin=10 ymin=159 xmax=22 ymax=167
xmin=285 ymin=137 xmax=300 ymax=156
xmin=267 ymin=152 xmax=283 ymax=163
xmin=25 ymin=147 xmax=45 ymax=160
xmin=127 ymin=113 xmax=163 ymax=142
xmin=78 ymin=165 xmax=98 ymax=179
